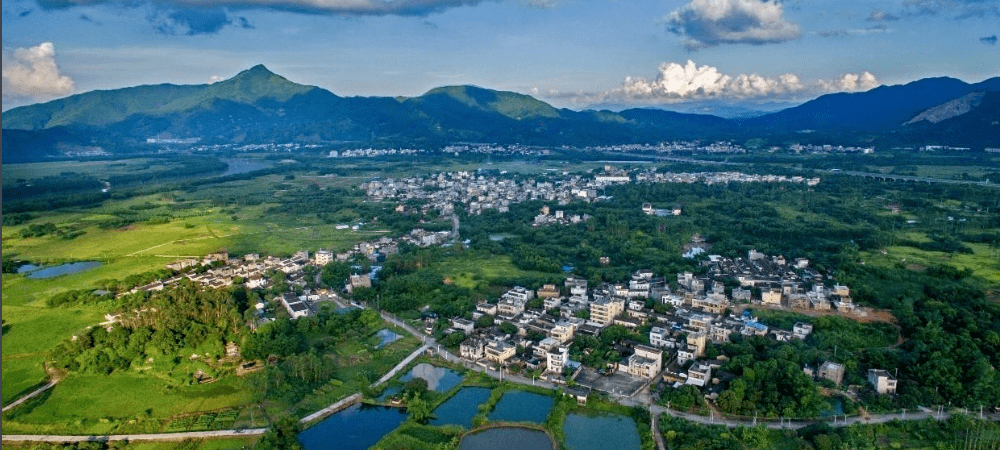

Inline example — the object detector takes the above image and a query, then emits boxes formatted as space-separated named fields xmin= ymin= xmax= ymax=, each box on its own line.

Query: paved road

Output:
xmin=299 ymin=393 xmax=362 ymax=424
xmin=372 ymin=343 xmax=431 ymax=387
xmin=2 ymin=429 xmax=269 ymax=443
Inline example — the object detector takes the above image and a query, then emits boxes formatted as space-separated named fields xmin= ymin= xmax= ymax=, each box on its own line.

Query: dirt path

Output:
xmin=2 ymin=379 xmax=59 ymax=413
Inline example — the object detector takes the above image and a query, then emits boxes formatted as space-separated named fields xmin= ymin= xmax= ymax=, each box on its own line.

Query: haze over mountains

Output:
xmin=3 ymin=65 xmax=998 ymax=162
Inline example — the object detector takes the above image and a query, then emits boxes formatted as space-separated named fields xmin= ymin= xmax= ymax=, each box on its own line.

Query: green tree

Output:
xmin=256 ymin=415 xmax=303 ymax=450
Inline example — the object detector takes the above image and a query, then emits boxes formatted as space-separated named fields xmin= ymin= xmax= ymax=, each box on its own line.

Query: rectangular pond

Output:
xmin=431 ymin=386 xmax=492 ymax=428
xmin=298 ymin=403 xmax=407 ymax=450
xmin=459 ymin=427 xmax=553 ymax=450
xmin=487 ymin=391 xmax=553 ymax=424
xmin=562 ymin=412 xmax=640 ymax=450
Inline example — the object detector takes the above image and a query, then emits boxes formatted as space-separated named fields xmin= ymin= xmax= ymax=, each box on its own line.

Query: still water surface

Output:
xmin=487 ymin=391 xmax=553 ymax=423
xmin=399 ymin=363 xmax=463 ymax=393
xmin=24 ymin=261 xmax=102 ymax=279
xmin=459 ymin=427 xmax=553 ymax=450
xmin=563 ymin=413 xmax=640 ymax=450
xmin=298 ymin=403 xmax=406 ymax=450
xmin=431 ymin=387 xmax=491 ymax=428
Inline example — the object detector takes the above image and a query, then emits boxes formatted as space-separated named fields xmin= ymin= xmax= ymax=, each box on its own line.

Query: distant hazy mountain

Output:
xmin=744 ymin=76 xmax=1000 ymax=133
xmin=2 ymin=65 xmax=998 ymax=162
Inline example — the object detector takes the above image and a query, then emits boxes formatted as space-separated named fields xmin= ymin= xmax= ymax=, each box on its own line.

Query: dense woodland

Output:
xmin=49 ymin=281 xmax=250 ymax=376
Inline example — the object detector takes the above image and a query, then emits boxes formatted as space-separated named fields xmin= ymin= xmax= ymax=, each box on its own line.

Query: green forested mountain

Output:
xmin=2 ymin=65 xmax=998 ymax=161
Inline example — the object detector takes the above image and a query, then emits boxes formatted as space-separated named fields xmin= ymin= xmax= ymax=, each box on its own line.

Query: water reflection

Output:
xmin=431 ymin=387 xmax=491 ymax=428
xmin=400 ymin=363 xmax=462 ymax=392
xmin=25 ymin=261 xmax=102 ymax=279
xmin=487 ymin=391 xmax=553 ymax=424
xmin=299 ymin=403 xmax=406 ymax=450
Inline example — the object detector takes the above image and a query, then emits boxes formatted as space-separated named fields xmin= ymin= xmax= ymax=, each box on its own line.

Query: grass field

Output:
xmin=2 ymin=159 xmax=185 ymax=182
xmin=434 ymin=254 xmax=551 ymax=290
xmin=863 ymin=242 xmax=1000 ymax=284
xmin=2 ymin=373 xmax=251 ymax=435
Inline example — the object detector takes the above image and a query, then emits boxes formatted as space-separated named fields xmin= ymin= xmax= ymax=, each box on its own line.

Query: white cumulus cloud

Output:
xmin=2 ymin=42 xmax=75 ymax=105
xmin=666 ymin=0 xmax=801 ymax=50
xmin=817 ymin=71 xmax=879 ymax=92
xmin=610 ymin=60 xmax=804 ymax=102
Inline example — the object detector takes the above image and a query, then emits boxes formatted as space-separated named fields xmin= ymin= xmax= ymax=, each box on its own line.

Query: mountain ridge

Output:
xmin=3 ymin=66 xmax=998 ymax=161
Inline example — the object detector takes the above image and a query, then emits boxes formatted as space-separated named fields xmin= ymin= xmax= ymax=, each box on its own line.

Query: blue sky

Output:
xmin=2 ymin=0 xmax=999 ymax=111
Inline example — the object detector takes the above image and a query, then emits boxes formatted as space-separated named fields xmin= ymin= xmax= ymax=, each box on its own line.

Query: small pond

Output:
xmin=563 ymin=413 xmax=640 ymax=450
xmin=820 ymin=397 xmax=845 ymax=417
xmin=25 ymin=261 xmax=102 ymax=279
xmin=487 ymin=391 xmax=553 ymax=424
xmin=298 ymin=403 xmax=406 ymax=450
xmin=375 ymin=328 xmax=403 ymax=348
xmin=400 ymin=363 xmax=463 ymax=393
xmin=16 ymin=264 xmax=41 ymax=274
xmin=431 ymin=386 xmax=491 ymax=428
xmin=459 ymin=427 xmax=553 ymax=450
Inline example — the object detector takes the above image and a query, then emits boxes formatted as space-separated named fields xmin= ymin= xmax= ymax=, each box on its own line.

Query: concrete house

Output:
xmin=868 ymin=369 xmax=898 ymax=394
xmin=626 ymin=345 xmax=663 ymax=379
xmin=818 ymin=361 xmax=845 ymax=386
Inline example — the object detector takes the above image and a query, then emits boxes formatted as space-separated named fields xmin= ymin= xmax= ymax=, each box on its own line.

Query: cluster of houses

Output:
xmin=532 ymin=205 xmax=593 ymax=227
xmin=634 ymin=171 xmax=821 ymax=187
xmin=590 ymin=141 xmax=748 ymax=154
xmin=442 ymin=144 xmax=551 ymax=157
xmin=362 ymin=170 xmax=615 ymax=217
xmin=136 ymin=250 xmax=312 ymax=294
xmin=316 ymin=236 xmax=402 ymax=264
xmin=589 ymin=141 xmax=872 ymax=155
xmin=449 ymin=250 xmax=896 ymax=397
xmin=364 ymin=166 xmax=823 ymax=222
xmin=328 ymin=148 xmax=421 ymax=158
xmin=789 ymin=144 xmax=875 ymax=154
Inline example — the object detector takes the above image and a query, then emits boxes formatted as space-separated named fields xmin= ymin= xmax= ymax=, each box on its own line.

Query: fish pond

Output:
xmin=299 ymin=403 xmax=407 ymax=450
xmin=431 ymin=386 xmax=492 ymax=428
xmin=459 ymin=427 xmax=554 ymax=450
xmin=562 ymin=412 xmax=641 ymax=450
xmin=487 ymin=391 xmax=553 ymax=424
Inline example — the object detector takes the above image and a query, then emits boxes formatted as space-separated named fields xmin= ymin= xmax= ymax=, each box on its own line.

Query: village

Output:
xmin=139 ymin=240 xmax=898 ymax=408
xmin=363 ymin=165 xmax=820 ymax=218
xmin=443 ymin=249 xmax=898 ymax=402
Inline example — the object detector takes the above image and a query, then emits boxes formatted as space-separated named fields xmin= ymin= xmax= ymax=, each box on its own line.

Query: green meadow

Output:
xmin=863 ymin=242 xmax=1000 ymax=284
xmin=434 ymin=254 xmax=553 ymax=290
xmin=1 ymin=171 xmax=385 ymax=420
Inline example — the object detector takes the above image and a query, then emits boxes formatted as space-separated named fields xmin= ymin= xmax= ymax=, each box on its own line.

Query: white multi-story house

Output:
xmin=546 ymin=346 xmax=569 ymax=374
xmin=649 ymin=327 xmax=671 ymax=348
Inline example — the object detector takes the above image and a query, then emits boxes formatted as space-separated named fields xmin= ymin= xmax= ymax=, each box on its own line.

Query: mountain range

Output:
xmin=3 ymin=65 xmax=998 ymax=162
